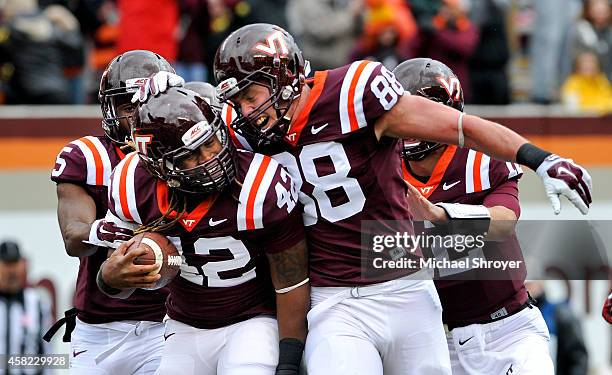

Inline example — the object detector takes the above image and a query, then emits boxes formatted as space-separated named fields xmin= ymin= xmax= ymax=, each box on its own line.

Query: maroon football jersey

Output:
xmin=108 ymin=149 xmax=304 ymax=329
xmin=228 ymin=61 xmax=418 ymax=287
xmin=50 ymin=135 xmax=168 ymax=324
xmin=402 ymin=145 xmax=528 ymax=326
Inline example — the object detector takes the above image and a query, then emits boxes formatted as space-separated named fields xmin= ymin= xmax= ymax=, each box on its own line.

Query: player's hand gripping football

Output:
xmin=87 ymin=219 xmax=134 ymax=248
xmin=101 ymin=239 xmax=161 ymax=289
xmin=405 ymin=183 xmax=448 ymax=223
xmin=536 ymin=155 xmax=592 ymax=215
xmin=131 ymin=71 xmax=185 ymax=103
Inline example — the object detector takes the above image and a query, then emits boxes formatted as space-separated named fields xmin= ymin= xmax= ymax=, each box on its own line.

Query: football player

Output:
xmin=49 ymin=50 xmax=184 ymax=374
xmin=209 ymin=24 xmax=592 ymax=375
xmin=396 ymin=58 xmax=554 ymax=375
xmin=97 ymin=87 xmax=309 ymax=375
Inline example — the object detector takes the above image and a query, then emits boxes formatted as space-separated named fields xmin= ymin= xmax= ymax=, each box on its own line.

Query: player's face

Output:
xmin=115 ymin=100 xmax=138 ymax=137
xmin=231 ymin=84 xmax=277 ymax=131
xmin=179 ymin=136 xmax=223 ymax=169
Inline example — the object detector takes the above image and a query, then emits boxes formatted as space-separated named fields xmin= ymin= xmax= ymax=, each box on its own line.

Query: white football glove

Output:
xmin=86 ymin=219 xmax=135 ymax=249
xmin=536 ymin=154 xmax=592 ymax=215
xmin=131 ymin=71 xmax=185 ymax=103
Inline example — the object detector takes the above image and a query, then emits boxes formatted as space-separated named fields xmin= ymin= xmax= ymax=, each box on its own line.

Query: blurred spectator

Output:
xmin=0 ymin=0 xmax=82 ymax=104
xmin=529 ymin=0 xmax=581 ymax=103
xmin=349 ymin=0 xmax=417 ymax=70
xmin=0 ymin=241 xmax=54 ymax=370
xmin=286 ymin=0 xmax=362 ymax=71
xmin=78 ymin=0 xmax=119 ymax=103
xmin=176 ymin=0 xmax=209 ymax=82
xmin=526 ymin=281 xmax=588 ymax=375
xmin=205 ymin=0 xmax=254 ymax=81
xmin=571 ymin=0 xmax=612 ymax=80
xmin=468 ymin=0 xmax=511 ymax=104
xmin=561 ymin=49 xmax=612 ymax=114
xmin=408 ymin=0 xmax=479 ymax=100
xmin=250 ymin=0 xmax=289 ymax=30
xmin=116 ymin=0 xmax=179 ymax=62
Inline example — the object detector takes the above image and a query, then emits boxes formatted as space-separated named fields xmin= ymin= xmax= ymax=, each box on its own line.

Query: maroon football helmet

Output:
xmin=133 ymin=87 xmax=235 ymax=194
xmin=184 ymin=81 xmax=222 ymax=111
xmin=213 ymin=23 xmax=306 ymax=148
xmin=393 ymin=58 xmax=464 ymax=161
xmin=99 ymin=50 xmax=175 ymax=145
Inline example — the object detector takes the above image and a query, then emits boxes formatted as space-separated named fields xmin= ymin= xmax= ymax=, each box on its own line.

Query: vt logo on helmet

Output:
xmin=133 ymin=87 xmax=236 ymax=195
xmin=213 ymin=23 xmax=306 ymax=149
xmin=393 ymin=58 xmax=465 ymax=161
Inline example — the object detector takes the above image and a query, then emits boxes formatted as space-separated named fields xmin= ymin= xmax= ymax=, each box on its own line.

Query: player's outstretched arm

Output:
xmin=377 ymin=94 xmax=592 ymax=215
xmin=266 ymin=239 xmax=309 ymax=375
xmin=57 ymin=183 xmax=99 ymax=257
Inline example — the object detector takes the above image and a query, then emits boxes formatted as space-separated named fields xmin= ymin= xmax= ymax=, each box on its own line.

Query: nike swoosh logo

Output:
xmin=164 ymin=332 xmax=176 ymax=341
xmin=73 ymin=349 xmax=87 ymax=357
xmin=209 ymin=218 xmax=227 ymax=227
xmin=458 ymin=336 xmax=474 ymax=346
xmin=556 ymin=166 xmax=577 ymax=179
xmin=442 ymin=180 xmax=461 ymax=190
xmin=311 ymin=123 xmax=328 ymax=135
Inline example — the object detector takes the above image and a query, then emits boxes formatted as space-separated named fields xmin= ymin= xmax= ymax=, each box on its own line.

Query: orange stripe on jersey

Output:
xmin=156 ymin=180 xmax=217 ymax=232
xmin=347 ymin=61 xmax=369 ymax=132
xmin=285 ymin=71 xmax=328 ymax=146
xmin=114 ymin=145 xmax=126 ymax=160
xmin=401 ymin=145 xmax=457 ymax=199
xmin=225 ymin=105 xmax=234 ymax=128
xmin=119 ymin=153 xmax=137 ymax=221
xmin=473 ymin=152 xmax=483 ymax=192
xmin=80 ymin=137 xmax=104 ymax=185
xmin=245 ymin=156 xmax=272 ymax=230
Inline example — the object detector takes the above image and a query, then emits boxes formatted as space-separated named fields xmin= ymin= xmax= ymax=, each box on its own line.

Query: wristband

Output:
xmin=516 ymin=143 xmax=551 ymax=171
xmin=276 ymin=338 xmax=304 ymax=374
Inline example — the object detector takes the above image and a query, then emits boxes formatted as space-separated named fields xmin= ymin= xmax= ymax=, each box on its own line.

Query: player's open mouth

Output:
xmin=255 ymin=115 xmax=270 ymax=128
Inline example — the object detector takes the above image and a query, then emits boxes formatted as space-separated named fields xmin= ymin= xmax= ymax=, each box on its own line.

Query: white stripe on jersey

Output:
xmin=339 ymin=62 xmax=362 ymax=134
xmin=125 ymin=154 xmax=142 ymax=224
xmin=237 ymin=153 xmax=263 ymax=231
xmin=466 ymin=150 xmax=476 ymax=193
xmin=506 ymin=162 xmax=519 ymax=178
xmin=480 ymin=154 xmax=491 ymax=190
xmin=353 ymin=61 xmax=379 ymax=130
xmin=87 ymin=136 xmax=113 ymax=186
xmin=70 ymin=139 xmax=97 ymax=185
xmin=252 ymin=158 xmax=278 ymax=230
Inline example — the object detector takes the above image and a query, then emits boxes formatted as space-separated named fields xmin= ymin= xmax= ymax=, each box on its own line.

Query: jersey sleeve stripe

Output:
xmin=465 ymin=149 xmax=476 ymax=193
xmin=110 ymin=156 xmax=129 ymax=221
xmin=353 ymin=61 xmax=379 ymax=130
xmin=480 ymin=154 xmax=491 ymax=190
xmin=506 ymin=162 xmax=519 ymax=178
xmin=245 ymin=156 xmax=273 ymax=230
xmin=125 ymin=154 xmax=142 ymax=223
xmin=79 ymin=137 xmax=105 ymax=185
xmin=472 ymin=152 xmax=483 ymax=192
xmin=237 ymin=153 xmax=263 ymax=231
xmin=69 ymin=139 xmax=96 ymax=185
xmin=340 ymin=61 xmax=363 ymax=134
xmin=118 ymin=153 xmax=137 ymax=221
xmin=86 ymin=136 xmax=113 ymax=186
xmin=252 ymin=157 xmax=278 ymax=229
xmin=347 ymin=61 xmax=369 ymax=132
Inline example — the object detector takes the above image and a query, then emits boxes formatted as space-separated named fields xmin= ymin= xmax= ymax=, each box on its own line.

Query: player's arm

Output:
xmin=266 ymin=237 xmax=309 ymax=375
xmin=56 ymin=183 xmax=99 ymax=257
xmin=376 ymin=92 xmax=591 ymax=215
xmin=406 ymin=181 xmax=518 ymax=240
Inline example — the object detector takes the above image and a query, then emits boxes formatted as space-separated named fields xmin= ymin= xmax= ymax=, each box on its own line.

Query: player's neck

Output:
xmin=288 ymin=84 xmax=311 ymax=128
xmin=408 ymin=146 xmax=447 ymax=178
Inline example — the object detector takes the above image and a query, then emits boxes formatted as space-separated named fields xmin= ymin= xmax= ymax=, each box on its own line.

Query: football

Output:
xmin=130 ymin=232 xmax=181 ymax=290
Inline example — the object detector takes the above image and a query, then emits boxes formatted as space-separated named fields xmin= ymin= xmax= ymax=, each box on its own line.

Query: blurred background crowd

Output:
xmin=1 ymin=0 xmax=612 ymax=113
